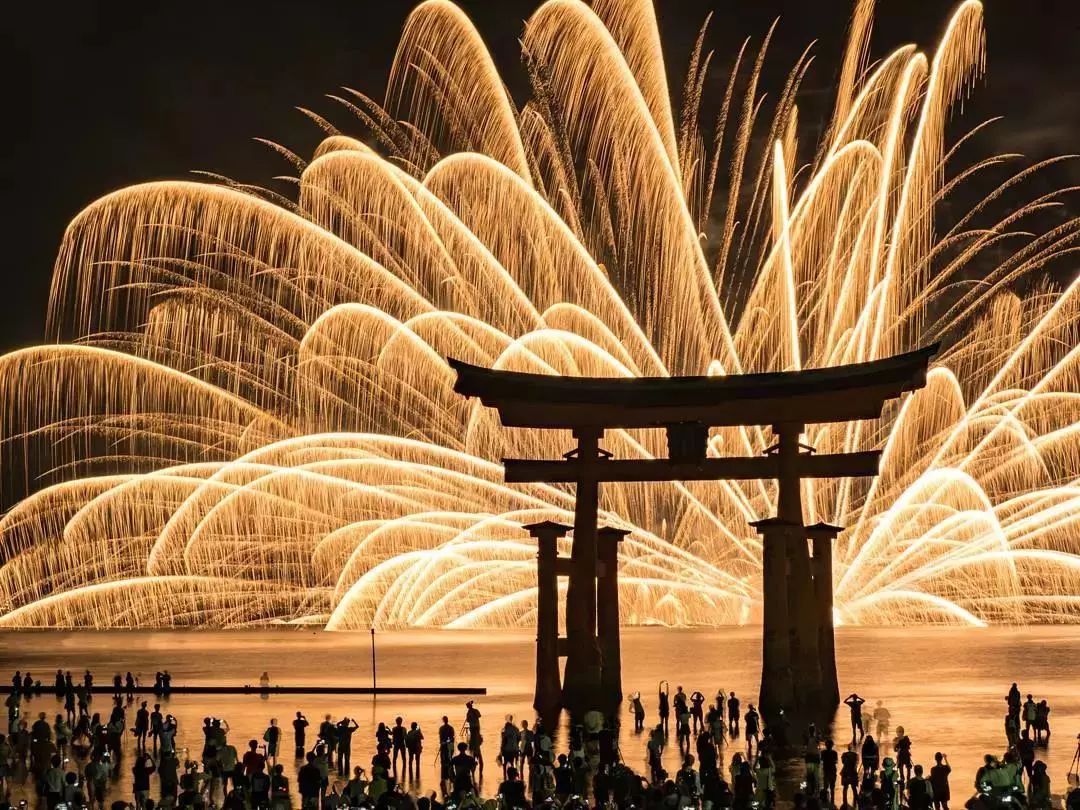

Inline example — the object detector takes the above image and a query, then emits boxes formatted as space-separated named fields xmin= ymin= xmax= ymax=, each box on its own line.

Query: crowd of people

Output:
xmin=0 ymin=671 xmax=1074 ymax=810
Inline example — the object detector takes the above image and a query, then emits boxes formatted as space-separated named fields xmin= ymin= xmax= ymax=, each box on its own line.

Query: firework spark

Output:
xmin=1 ymin=0 xmax=1077 ymax=629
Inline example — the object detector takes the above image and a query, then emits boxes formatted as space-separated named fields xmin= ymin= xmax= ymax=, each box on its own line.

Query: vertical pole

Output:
xmin=597 ymin=527 xmax=629 ymax=714
xmin=563 ymin=427 xmax=603 ymax=715
xmin=370 ymin=627 xmax=377 ymax=695
xmin=809 ymin=524 xmax=841 ymax=707
xmin=525 ymin=521 xmax=572 ymax=716
xmin=752 ymin=518 xmax=796 ymax=726
xmin=774 ymin=423 xmax=822 ymax=716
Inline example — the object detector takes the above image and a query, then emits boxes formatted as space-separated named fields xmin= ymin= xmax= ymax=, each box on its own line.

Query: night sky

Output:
xmin=7 ymin=0 xmax=1078 ymax=354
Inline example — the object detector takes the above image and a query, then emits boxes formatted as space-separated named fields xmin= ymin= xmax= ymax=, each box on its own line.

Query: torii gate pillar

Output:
xmin=525 ymin=520 xmax=573 ymax=716
xmin=808 ymin=522 xmax=843 ymax=708
xmin=597 ymin=526 xmax=630 ymax=711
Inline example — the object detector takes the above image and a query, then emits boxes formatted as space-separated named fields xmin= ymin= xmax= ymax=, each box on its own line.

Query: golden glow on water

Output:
xmin=0 ymin=1 xmax=1077 ymax=628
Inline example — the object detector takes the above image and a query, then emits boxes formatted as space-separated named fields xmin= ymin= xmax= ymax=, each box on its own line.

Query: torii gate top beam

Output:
xmin=448 ymin=345 xmax=937 ymax=430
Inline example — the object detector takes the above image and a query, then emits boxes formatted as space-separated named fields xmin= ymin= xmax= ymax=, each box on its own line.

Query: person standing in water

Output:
xmin=744 ymin=704 xmax=760 ymax=755
xmin=292 ymin=712 xmax=308 ymax=759
xmin=727 ymin=692 xmax=740 ymax=738
xmin=1022 ymin=694 xmax=1037 ymax=735
xmin=821 ymin=738 xmax=839 ymax=806
xmin=907 ymin=764 xmax=934 ymax=810
xmin=690 ymin=691 xmax=706 ymax=735
xmin=929 ymin=752 xmax=951 ymax=810
xmin=658 ymin=683 xmax=670 ymax=735
xmin=263 ymin=718 xmax=281 ymax=765
xmin=844 ymin=693 xmax=867 ymax=740
xmin=873 ymin=701 xmax=892 ymax=740
xmin=629 ymin=693 xmax=646 ymax=732
xmin=841 ymin=744 xmax=860 ymax=807
xmin=465 ymin=700 xmax=484 ymax=775
xmin=861 ymin=734 xmax=879 ymax=776
xmin=439 ymin=715 xmax=455 ymax=790
xmin=405 ymin=721 xmax=423 ymax=782
xmin=894 ymin=726 xmax=913 ymax=785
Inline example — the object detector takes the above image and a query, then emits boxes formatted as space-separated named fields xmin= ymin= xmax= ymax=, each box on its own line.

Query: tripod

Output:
xmin=1068 ymin=734 xmax=1079 ymax=787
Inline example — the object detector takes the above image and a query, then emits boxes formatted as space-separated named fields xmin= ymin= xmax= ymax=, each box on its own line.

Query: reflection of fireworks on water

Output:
xmin=0 ymin=0 xmax=1077 ymax=629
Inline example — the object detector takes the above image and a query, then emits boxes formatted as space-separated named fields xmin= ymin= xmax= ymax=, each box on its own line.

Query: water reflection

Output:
xmin=0 ymin=626 xmax=1074 ymax=803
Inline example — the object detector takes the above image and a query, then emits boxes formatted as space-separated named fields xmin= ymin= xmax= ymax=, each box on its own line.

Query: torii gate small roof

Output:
xmin=449 ymin=345 xmax=937 ymax=430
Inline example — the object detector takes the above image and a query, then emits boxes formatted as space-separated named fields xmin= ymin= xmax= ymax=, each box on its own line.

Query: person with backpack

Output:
xmin=263 ymin=719 xmax=280 ymax=765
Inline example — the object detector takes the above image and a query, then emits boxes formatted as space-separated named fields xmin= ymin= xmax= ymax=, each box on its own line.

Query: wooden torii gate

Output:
xmin=450 ymin=345 xmax=936 ymax=720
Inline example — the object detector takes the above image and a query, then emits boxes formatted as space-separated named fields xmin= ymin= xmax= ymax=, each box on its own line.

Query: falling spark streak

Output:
xmin=0 ymin=0 xmax=1077 ymax=628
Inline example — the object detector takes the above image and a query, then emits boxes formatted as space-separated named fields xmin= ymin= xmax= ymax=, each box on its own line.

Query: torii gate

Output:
xmin=450 ymin=345 xmax=936 ymax=720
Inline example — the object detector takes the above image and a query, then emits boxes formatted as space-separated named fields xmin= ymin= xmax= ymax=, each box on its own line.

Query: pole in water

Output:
xmin=370 ymin=627 xmax=377 ymax=696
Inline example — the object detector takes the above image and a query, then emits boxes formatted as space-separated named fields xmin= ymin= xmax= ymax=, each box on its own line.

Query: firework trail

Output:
xmin=1 ymin=0 xmax=1077 ymax=628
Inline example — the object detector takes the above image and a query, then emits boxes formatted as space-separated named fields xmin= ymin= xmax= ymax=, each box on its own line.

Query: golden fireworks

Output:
xmin=1 ymin=0 xmax=1077 ymax=628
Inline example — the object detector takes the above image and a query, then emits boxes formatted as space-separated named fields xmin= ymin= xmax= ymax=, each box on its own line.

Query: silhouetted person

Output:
xmin=500 ymin=765 xmax=527 ymax=808
xmin=821 ymin=739 xmax=839 ymax=805
xmin=1007 ymin=684 xmax=1021 ymax=719
xmin=1033 ymin=700 xmax=1050 ymax=743
xmin=908 ymin=764 xmax=933 ymax=810
xmin=861 ymin=735 xmax=879 ymax=775
xmin=1028 ymin=761 xmax=1050 ymax=810
xmin=243 ymin=739 xmax=266 ymax=776
xmin=465 ymin=700 xmax=483 ymax=774
xmin=845 ymin=694 xmax=866 ymax=740
xmin=133 ymin=752 xmax=156 ymax=810
xmin=894 ymin=726 xmax=912 ymax=783
xmin=134 ymin=702 xmax=150 ymax=750
xmin=1018 ymin=730 xmax=1036 ymax=779
xmin=264 ymin=718 xmax=281 ymax=764
xmin=390 ymin=716 xmax=408 ymax=776
xmin=630 ymin=692 xmax=646 ymax=732
xmin=930 ymin=752 xmax=951 ymax=810
xmin=451 ymin=742 xmax=477 ymax=799
xmin=658 ymin=684 xmax=670 ymax=734
xmin=298 ymin=752 xmax=322 ymax=810
xmin=727 ymin=692 xmax=740 ymax=737
xmin=744 ymin=705 xmax=760 ymax=754
xmin=293 ymin=712 xmax=308 ymax=759
xmin=438 ymin=715 xmax=455 ymax=787
xmin=691 ymin=691 xmax=706 ymax=734
xmin=1022 ymin=694 xmax=1037 ymax=734
xmin=405 ymin=721 xmax=423 ymax=781
xmin=336 ymin=716 xmax=357 ymax=773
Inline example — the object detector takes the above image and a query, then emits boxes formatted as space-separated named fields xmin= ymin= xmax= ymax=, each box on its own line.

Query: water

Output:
xmin=0 ymin=626 xmax=1075 ymax=804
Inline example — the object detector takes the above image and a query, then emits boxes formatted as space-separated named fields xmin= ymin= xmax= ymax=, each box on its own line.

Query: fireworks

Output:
xmin=1 ymin=0 xmax=1077 ymax=629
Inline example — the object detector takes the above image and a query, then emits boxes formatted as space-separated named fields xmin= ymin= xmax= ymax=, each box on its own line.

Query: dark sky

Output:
xmin=7 ymin=0 xmax=1078 ymax=354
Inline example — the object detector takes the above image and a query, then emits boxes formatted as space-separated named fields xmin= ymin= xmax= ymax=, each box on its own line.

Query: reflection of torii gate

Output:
xmin=450 ymin=346 xmax=936 ymax=720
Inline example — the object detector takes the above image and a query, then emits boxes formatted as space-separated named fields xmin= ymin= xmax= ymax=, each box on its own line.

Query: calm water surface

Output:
xmin=0 ymin=627 xmax=1075 ymax=803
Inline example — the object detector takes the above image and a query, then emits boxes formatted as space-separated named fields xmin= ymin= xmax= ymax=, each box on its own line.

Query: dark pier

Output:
xmin=0 ymin=686 xmax=486 ymax=696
